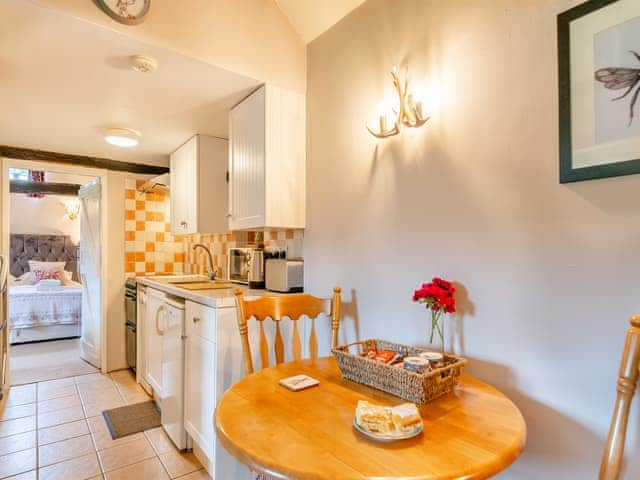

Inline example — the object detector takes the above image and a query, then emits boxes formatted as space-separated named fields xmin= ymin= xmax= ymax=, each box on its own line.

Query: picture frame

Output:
xmin=558 ymin=0 xmax=640 ymax=183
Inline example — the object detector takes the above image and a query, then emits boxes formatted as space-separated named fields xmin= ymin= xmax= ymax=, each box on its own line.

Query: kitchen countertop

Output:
xmin=135 ymin=275 xmax=279 ymax=308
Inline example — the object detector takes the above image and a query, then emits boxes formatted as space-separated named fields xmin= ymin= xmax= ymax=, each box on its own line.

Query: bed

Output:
xmin=8 ymin=234 xmax=81 ymax=344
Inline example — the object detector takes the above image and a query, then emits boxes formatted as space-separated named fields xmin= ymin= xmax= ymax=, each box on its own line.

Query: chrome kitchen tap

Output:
xmin=192 ymin=244 xmax=217 ymax=281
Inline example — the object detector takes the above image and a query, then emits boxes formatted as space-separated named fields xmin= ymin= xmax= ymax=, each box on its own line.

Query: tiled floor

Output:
xmin=0 ymin=370 xmax=212 ymax=480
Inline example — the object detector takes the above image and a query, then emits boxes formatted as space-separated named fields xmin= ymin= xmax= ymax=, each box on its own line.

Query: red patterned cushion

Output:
xmin=32 ymin=269 xmax=61 ymax=283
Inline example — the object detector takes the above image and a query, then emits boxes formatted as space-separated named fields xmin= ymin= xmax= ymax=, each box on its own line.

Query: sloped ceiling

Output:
xmin=275 ymin=0 xmax=367 ymax=43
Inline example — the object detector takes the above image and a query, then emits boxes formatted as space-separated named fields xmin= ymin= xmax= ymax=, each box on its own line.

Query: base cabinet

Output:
xmin=184 ymin=301 xmax=216 ymax=464
xmin=144 ymin=288 xmax=165 ymax=394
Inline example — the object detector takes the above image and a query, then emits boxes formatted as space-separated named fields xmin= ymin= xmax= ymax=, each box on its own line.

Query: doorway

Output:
xmin=2 ymin=159 xmax=109 ymax=387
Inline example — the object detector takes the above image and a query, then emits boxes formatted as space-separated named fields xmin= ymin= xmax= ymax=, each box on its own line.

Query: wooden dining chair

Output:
xmin=234 ymin=286 xmax=342 ymax=375
xmin=599 ymin=315 xmax=640 ymax=480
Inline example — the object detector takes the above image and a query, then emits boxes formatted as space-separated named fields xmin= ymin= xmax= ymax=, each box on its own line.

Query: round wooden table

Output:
xmin=215 ymin=357 xmax=526 ymax=480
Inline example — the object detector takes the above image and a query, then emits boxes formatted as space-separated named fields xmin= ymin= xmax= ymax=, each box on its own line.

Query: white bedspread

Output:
xmin=9 ymin=284 xmax=82 ymax=329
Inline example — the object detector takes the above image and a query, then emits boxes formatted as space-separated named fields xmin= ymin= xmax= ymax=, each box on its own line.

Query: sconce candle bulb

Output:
xmin=367 ymin=67 xmax=430 ymax=139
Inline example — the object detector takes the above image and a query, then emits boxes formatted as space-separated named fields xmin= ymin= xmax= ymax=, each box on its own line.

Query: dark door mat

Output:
xmin=102 ymin=400 xmax=161 ymax=439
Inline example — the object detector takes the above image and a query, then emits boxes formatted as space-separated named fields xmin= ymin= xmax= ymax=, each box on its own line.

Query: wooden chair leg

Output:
xmin=599 ymin=316 xmax=640 ymax=480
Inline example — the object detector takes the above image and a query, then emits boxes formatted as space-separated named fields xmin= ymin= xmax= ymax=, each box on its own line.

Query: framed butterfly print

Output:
xmin=558 ymin=0 xmax=640 ymax=183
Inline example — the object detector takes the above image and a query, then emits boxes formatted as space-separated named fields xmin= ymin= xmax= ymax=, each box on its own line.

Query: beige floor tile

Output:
xmin=174 ymin=470 xmax=211 ymax=479
xmin=144 ymin=428 xmax=176 ymax=455
xmin=87 ymin=416 xmax=143 ymax=451
xmin=3 ymin=470 xmax=36 ymax=479
xmin=75 ymin=373 xmax=112 ymax=385
xmin=0 ymin=404 xmax=35 ymax=422
xmin=37 ymin=405 xmax=85 ymax=429
xmin=82 ymin=397 xmax=125 ymax=418
xmin=0 ymin=417 xmax=35 ymax=439
xmin=104 ymin=457 xmax=169 ymax=480
xmin=37 ymin=393 xmax=82 ymax=414
xmin=98 ymin=436 xmax=155 ymax=473
xmin=0 ymin=431 xmax=36 ymax=457
xmin=0 ymin=448 xmax=36 ymax=479
xmin=38 ymin=434 xmax=95 ymax=467
xmin=38 ymin=419 xmax=89 ymax=446
xmin=4 ymin=386 xmax=35 ymax=408
xmin=78 ymin=381 xmax=119 ymax=397
xmin=38 ymin=452 xmax=101 ymax=480
xmin=109 ymin=370 xmax=136 ymax=386
xmin=37 ymin=385 xmax=77 ymax=401
xmin=158 ymin=451 xmax=202 ymax=479
xmin=37 ymin=378 xmax=76 ymax=393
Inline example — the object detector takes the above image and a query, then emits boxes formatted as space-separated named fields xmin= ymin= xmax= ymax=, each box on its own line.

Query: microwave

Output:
xmin=228 ymin=247 xmax=265 ymax=288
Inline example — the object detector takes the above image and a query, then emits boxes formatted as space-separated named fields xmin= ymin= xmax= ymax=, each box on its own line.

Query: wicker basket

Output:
xmin=332 ymin=339 xmax=467 ymax=404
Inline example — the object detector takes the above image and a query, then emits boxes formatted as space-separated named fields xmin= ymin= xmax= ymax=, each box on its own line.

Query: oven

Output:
xmin=124 ymin=277 xmax=137 ymax=371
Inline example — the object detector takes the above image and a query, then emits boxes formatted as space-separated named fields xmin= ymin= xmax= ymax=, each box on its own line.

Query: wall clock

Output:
xmin=93 ymin=0 xmax=150 ymax=25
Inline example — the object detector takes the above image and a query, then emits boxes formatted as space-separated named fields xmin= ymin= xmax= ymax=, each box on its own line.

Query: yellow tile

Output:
xmin=104 ymin=457 xmax=169 ymax=480
xmin=38 ymin=419 xmax=89 ymax=446
xmin=38 ymin=434 xmax=95 ymax=467
xmin=38 ymin=452 xmax=101 ymax=480
xmin=97 ymin=436 xmax=155 ymax=472
xmin=158 ymin=450 xmax=202 ymax=478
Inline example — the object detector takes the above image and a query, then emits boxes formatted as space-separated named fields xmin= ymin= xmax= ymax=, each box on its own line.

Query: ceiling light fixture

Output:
xmin=104 ymin=127 xmax=141 ymax=148
xmin=130 ymin=54 xmax=158 ymax=73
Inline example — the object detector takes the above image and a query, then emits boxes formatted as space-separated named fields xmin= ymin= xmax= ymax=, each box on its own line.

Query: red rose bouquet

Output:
xmin=413 ymin=277 xmax=456 ymax=353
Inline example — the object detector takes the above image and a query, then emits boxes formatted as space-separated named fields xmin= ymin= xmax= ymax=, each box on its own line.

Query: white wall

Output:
xmin=306 ymin=0 xmax=640 ymax=478
xmin=10 ymin=194 xmax=80 ymax=244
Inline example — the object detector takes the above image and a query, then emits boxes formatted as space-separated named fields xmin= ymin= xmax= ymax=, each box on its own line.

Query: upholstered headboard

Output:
xmin=10 ymin=234 xmax=79 ymax=281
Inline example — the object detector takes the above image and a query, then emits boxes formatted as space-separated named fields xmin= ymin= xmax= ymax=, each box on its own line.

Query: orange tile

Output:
xmin=125 ymin=210 xmax=135 ymax=220
xmin=155 ymin=232 xmax=164 ymax=242
xmin=136 ymin=221 xmax=145 ymax=231
xmin=164 ymin=264 xmax=174 ymax=273
xmin=126 ymin=262 xmax=135 ymax=273
xmin=125 ymin=231 xmax=135 ymax=241
xmin=165 ymin=223 xmax=171 ymax=232
xmin=174 ymin=253 xmax=185 ymax=262
xmin=125 ymin=189 xmax=135 ymax=199
xmin=136 ymin=179 xmax=145 ymax=188
xmin=145 ymin=211 xmax=154 ymax=221
xmin=145 ymin=242 xmax=155 ymax=252
xmin=126 ymin=252 xmax=135 ymax=262
xmin=155 ymin=212 xmax=165 ymax=222
xmin=286 ymin=229 xmax=294 ymax=239
xmin=173 ymin=235 xmax=183 ymax=242
xmin=145 ymin=262 xmax=155 ymax=272
xmin=135 ymin=252 xmax=145 ymax=262
xmin=136 ymin=200 xmax=145 ymax=210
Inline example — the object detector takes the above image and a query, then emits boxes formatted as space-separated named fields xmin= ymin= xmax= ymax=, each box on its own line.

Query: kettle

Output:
xmin=248 ymin=249 xmax=265 ymax=289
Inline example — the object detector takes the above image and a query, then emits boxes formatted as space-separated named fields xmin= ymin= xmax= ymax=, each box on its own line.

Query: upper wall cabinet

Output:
xmin=228 ymin=85 xmax=305 ymax=230
xmin=170 ymin=134 xmax=228 ymax=235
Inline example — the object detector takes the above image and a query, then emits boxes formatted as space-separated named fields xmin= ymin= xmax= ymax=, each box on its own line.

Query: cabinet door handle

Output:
xmin=156 ymin=306 xmax=166 ymax=335
xmin=193 ymin=317 xmax=201 ymax=323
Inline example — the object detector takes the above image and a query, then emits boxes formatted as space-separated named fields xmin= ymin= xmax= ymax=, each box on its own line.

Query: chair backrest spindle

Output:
xmin=235 ymin=287 xmax=342 ymax=376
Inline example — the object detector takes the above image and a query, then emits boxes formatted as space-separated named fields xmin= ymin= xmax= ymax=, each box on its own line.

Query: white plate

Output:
xmin=353 ymin=417 xmax=423 ymax=442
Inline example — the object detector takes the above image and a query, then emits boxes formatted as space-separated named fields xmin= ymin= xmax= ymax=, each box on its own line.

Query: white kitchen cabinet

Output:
xmin=184 ymin=301 xmax=216 ymax=465
xmin=170 ymin=134 xmax=228 ymax=235
xmin=144 ymin=287 xmax=165 ymax=395
xmin=228 ymin=84 xmax=305 ymax=230
xmin=136 ymin=285 xmax=150 ymax=394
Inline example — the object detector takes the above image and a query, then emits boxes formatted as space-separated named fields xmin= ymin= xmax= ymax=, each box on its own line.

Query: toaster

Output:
xmin=265 ymin=259 xmax=303 ymax=293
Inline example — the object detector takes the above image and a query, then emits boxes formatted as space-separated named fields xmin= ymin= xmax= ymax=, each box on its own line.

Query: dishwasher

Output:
xmin=160 ymin=295 xmax=190 ymax=450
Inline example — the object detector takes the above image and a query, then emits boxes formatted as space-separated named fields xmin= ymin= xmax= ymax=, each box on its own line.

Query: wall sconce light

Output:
xmin=367 ymin=66 xmax=430 ymax=138
xmin=63 ymin=199 xmax=80 ymax=221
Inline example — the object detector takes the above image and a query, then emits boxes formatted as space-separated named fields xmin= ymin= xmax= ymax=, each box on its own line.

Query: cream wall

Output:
xmin=10 ymin=194 xmax=80 ymax=245
xmin=32 ymin=0 xmax=306 ymax=93
xmin=306 ymin=0 xmax=640 ymax=478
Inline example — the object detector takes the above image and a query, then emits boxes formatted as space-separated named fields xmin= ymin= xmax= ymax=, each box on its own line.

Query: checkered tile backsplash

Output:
xmin=124 ymin=179 xmax=303 ymax=278
xmin=124 ymin=179 xmax=184 ymax=276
